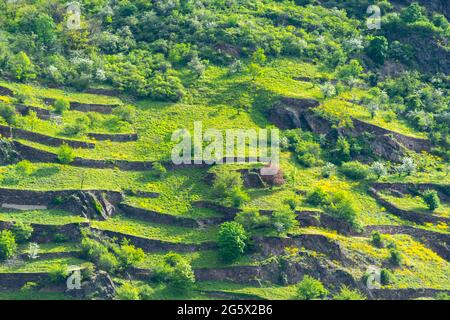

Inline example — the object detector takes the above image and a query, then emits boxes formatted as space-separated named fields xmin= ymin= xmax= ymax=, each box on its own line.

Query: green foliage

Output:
xmin=389 ymin=249 xmax=403 ymax=266
xmin=380 ymin=269 xmax=393 ymax=285
xmin=333 ymin=286 xmax=366 ymax=300
xmin=305 ymin=187 xmax=330 ymax=206
xmin=326 ymin=191 xmax=358 ymax=227
xmin=8 ymin=51 xmax=36 ymax=82
xmin=153 ymin=252 xmax=195 ymax=292
xmin=114 ymin=239 xmax=145 ymax=270
xmin=366 ymin=36 xmax=388 ymax=65
xmin=213 ymin=171 xmax=248 ymax=208
xmin=115 ymin=282 xmax=140 ymax=300
xmin=152 ymin=162 xmax=167 ymax=179
xmin=235 ymin=210 xmax=270 ymax=231
xmin=48 ymin=263 xmax=69 ymax=284
xmin=0 ymin=103 xmax=17 ymax=125
xmin=370 ymin=231 xmax=384 ymax=248
xmin=54 ymin=99 xmax=70 ymax=115
xmin=57 ymin=144 xmax=75 ymax=165
xmin=400 ymin=3 xmax=426 ymax=24
xmin=218 ymin=221 xmax=248 ymax=263
xmin=272 ymin=210 xmax=299 ymax=236
xmin=296 ymin=275 xmax=328 ymax=300
xmin=333 ymin=137 xmax=351 ymax=162
xmin=16 ymin=160 xmax=34 ymax=176
xmin=11 ymin=221 xmax=33 ymax=244
xmin=113 ymin=105 xmax=135 ymax=123
xmin=422 ymin=190 xmax=440 ymax=211
xmin=339 ymin=161 xmax=370 ymax=180
xmin=0 ymin=230 xmax=17 ymax=260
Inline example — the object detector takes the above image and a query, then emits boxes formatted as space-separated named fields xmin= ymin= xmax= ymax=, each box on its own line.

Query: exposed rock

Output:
xmin=72 ymin=271 xmax=116 ymax=300
xmin=0 ymin=138 xmax=22 ymax=165
xmin=64 ymin=191 xmax=116 ymax=220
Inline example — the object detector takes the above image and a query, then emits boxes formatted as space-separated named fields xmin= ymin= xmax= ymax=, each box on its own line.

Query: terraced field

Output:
xmin=0 ymin=0 xmax=449 ymax=302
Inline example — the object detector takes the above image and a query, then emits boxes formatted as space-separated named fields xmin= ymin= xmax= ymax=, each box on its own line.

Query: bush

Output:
xmin=11 ymin=222 xmax=33 ymax=244
xmin=139 ymin=284 xmax=155 ymax=300
xmin=326 ymin=191 xmax=358 ymax=226
xmin=235 ymin=211 xmax=270 ymax=230
xmin=61 ymin=117 xmax=89 ymax=136
xmin=114 ymin=239 xmax=145 ymax=270
xmin=218 ymin=222 xmax=248 ymax=262
xmin=213 ymin=171 xmax=243 ymax=198
xmin=305 ymin=187 xmax=330 ymax=206
xmin=371 ymin=161 xmax=387 ymax=179
xmin=229 ymin=187 xmax=249 ymax=208
xmin=57 ymin=144 xmax=75 ymax=164
xmin=333 ymin=286 xmax=366 ymax=300
xmin=389 ymin=249 xmax=402 ymax=266
xmin=153 ymin=253 xmax=195 ymax=291
xmin=380 ymin=269 xmax=393 ymax=285
xmin=296 ymin=276 xmax=328 ymax=300
xmin=436 ymin=293 xmax=450 ymax=300
xmin=0 ymin=230 xmax=17 ymax=260
xmin=98 ymin=252 xmax=119 ymax=273
xmin=48 ymin=263 xmax=69 ymax=284
xmin=370 ymin=231 xmax=384 ymax=248
xmin=272 ymin=210 xmax=298 ymax=235
xmin=54 ymin=99 xmax=70 ymax=114
xmin=340 ymin=161 xmax=369 ymax=180
xmin=115 ymin=282 xmax=140 ymax=300
xmin=0 ymin=103 xmax=17 ymax=125
xmin=422 ymin=190 xmax=440 ymax=211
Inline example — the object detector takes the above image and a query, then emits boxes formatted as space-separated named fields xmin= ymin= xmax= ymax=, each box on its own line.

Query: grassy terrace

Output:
xmin=380 ymin=193 xmax=450 ymax=218
xmin=0 ymin=257 xmax=90 ymax=273
xmin=0 ymin=292 xmax=75 ymax=300
xmin=17 ymin=243 xmax=80 ymax=255
xmin=91 ymin=215 xmax=218 ymax=244
xmin=0 ymin=209 xmax=87 ymax=225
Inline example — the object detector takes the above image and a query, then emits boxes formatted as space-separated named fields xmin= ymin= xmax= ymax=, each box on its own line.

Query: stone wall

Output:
xmin=87 ymin=132 xmax=138 ymax=142
xmin=0 ymin=85 xmax=14 ymax=96
xmin=14 ymin=104 xmax=52 ymax=120
xmin=43 ymin=98 xmax=118 ymax=114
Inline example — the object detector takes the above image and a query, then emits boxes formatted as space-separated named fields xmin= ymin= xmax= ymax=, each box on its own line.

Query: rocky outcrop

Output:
xmin=64 ymin=191 xmax=117 ymax=220
xmin=0 ymin=124 xmax=94 ymax=149
xmin=87 ymin=132 xmax=138 ymax=142
xmin=268 ymin=97 xmax=432 ymax=162
xmin=239 ymin=168 xmax=286 ymax=188
xmin=69 ymin=271 xmax=116 ymax=300
xmin=371 ymin=182 xmax=450 ymax=202
xmin=0 ymin=138 xmax=22 ymax=165
xmin=370 ymin=288 xmax=450 ymax=300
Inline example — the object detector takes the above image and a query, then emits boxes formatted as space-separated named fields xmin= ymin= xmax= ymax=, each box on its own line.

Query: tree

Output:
xmin=0 ymin=230 xmax=17 ymax=260
xmin=371 ymin=161 xmax=387 ymax=179
xmin=336 ymin=59 xmax=363 ymax=82
xmin=371 ymin=231 xmax=384 ymax=248
xmin=34 ymin=14 xmax=57 ymax=46
xmin=397 ymin=157 xmax=416 ymax=176
xmin=366 ymin=36 xmax=388 ymax=65
xmin=8 ymin=51 xmax=36 ymax=82
xmin=154 ymin=253 xmax=195 ymax=291
xmin=326 ymin=191 xmax=358 ymax=227
xmin=57 ymin=144 xmax=75 ymax=164
xmin=422 ymin=190 xmax=440 ymax=211
xmin=339 ymin=161 xmax=370 ymax=180
xmin=296 ymin=276 xmax=328 ymax=300
xmin=249 ymin=48 xmax=266 ymax=80
xmin=0 ymin=103 xmax=17 ymax=125
xmin=115 ymin=282 xmax=140 ymax=300
xmin=218 ymin=222 xmax=248 ymax=262
xmin=187 ymin=56 xmax=206 ymax=78
xmin=400 ymin=3 xmax=425 ymax=23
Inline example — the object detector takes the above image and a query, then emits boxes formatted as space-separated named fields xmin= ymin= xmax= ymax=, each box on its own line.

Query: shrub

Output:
xmin=305 ymin=187 xmax=330 ymax=206
xmin=98 ymin=252 xmax=119 ymax=273
xmin=21 ymin=282 xmax=39 ymax=293
xmin=326 ymin=191 xmax=358 ymax=226
xmin=370 ymin=231 xmax=384 ymax=248
xmin=153 ymin=253 xmax=195 ymax=291
xmin=57 ymin=144 xmax=75 ymax=164
xmin=321 ymin=163 xmax=336 ymax=178
xmin=139 ymin=284 xmax=155 ymax=300
xmin=366 ymin=36 xmax=388 ymax=65
xmin=272 ymin=210 xmax=298 ymax=236
xmin=296 ymin=276 xmax=328 ymax=300
xmin=54 ymin=99 xmax=70 ymax=114
xmin=11 ymin=222 xmax=33 ymax=244
xmin=334 ymin=136 xmax=351 ymax=162
xmin=0 ymin=103 xmax=17 ymax=125
xmin=218 ymin=221 xmax=248 ymax=262
xmin=235 ymin=211 xmax=270 ymax=230
xmin=229 ymin=186 xmax=249 ymax=208
xmin=115 ymin=282 xmax=140 ymax=300
xmin=397 ymin=157 xmax=416 ymax=176
xmin=422 ymin=190 xmax=440 ymax=211
xmin=340 ymin=161 xmax=369 ymax=180
xmin=48 ymin=263 xmax=69 ymax=284
xmin=333 ymin=286 xmax=366 ymax=300
xmin=371 ymin=161 xmax=388 ymax=179
xmin=389 ymin=249 xmax=402 ymax=266
xmin=61 ymin=117 xmax=89 ymax=136
xmin=0 ymin=230 xmax=17 ymax=260
xmin=113 ymin=105 xmax=135 ymax=123
xmin=436 ymin=293 xmax=450 ymax=300
xmin=213 ymin=171 xmax=243 ymax=198
xmin=114 ymin=239 xmax=145 ymax=270
xmin=380 ymin=269 xmax=393 ymax=285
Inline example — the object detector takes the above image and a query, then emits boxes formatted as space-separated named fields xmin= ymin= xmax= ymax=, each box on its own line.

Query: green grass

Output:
xmin=380 ymin=193 xmax=450 ymax=218
xmin=0 ymin=291 xmax=75 ymax=300
xmin=91 ymin=215 xmax=218 ymax=244
xmin=0 ymin=209 xmax=87 ymax=225
xmin=0 ymin=257 xmax=90 ymax=273
xmin=17 ymin=243 xmax=80 ymax=255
